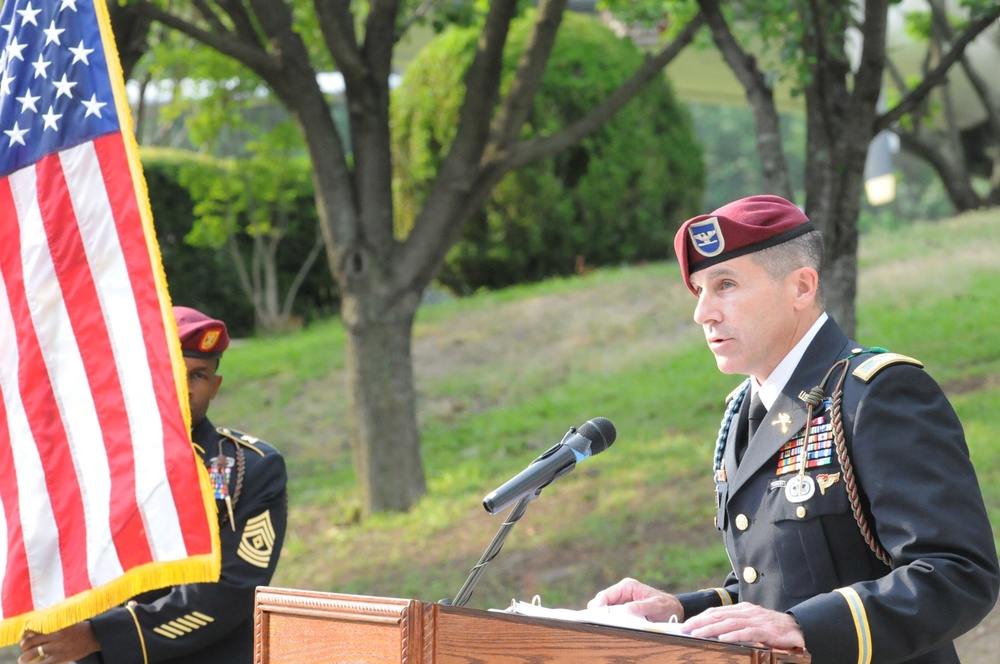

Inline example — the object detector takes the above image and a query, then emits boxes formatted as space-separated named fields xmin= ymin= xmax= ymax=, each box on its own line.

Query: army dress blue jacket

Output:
xmin=677 ymin=317 xmax=999 ymax=664
xmin=80 ymin=417 xmax=288 ymax=664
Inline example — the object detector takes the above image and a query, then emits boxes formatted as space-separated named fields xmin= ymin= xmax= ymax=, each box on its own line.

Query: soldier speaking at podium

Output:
xmin=589 ymin=195 xmax=999 ymax=664
xmin=19 ymin=307 xmax=288 ymax=664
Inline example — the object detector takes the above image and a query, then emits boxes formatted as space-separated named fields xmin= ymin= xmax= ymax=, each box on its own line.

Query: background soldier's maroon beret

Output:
xmin=173 ymin=306 xmax=230 ymax=359
xmin=673 ymin=194 xmax=814 ymax=294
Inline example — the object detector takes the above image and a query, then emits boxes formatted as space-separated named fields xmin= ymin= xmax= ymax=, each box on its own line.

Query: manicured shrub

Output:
xmin=392 ymin=10 xmax=705 ymax=293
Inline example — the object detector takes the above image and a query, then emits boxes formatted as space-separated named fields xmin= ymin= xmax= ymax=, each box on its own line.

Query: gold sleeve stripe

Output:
xmin=126 ymin=605 xmax=149 ymax=664
xmin=157 ymin=623 xmax=187 ymax=637
xmin=711 ymin=588 xmax=733 ymax=606
xmin=151 ymin=613 xmax=217 ymax=640
xmin=835 ymin=587 xmax=872 ymax=664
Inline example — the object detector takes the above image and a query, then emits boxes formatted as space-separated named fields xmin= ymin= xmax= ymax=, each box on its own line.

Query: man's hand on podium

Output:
xmin=682 ymin=602 xmax=806 ymax=651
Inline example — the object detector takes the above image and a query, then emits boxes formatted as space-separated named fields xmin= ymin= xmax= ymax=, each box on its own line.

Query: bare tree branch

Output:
xmin=929 ymin=9 xmax=973 ymax=188
xmin=928 ymin=0 xmax=1000 ymax=161
xmin=498 ymin=12 xmax=706 ymax=172
xmin=441 ymin=0 xmax=518 ymax=167
xmin=884 ymin=56 xmax=924 ymax=122
xmin=397 ymin=13 xmax=707 ymax=289
xmin=281 ymin=225 xmax=326 ymax=319
xmin=876 ymin=4 xmax=1000 ymax=131
xmin=217 ymin=0 xmax=266 ymax=48
xmin=106 ymin=0 xmax=153 ymax=80
xmin=395 ymin=0 xmax=439 ymax=42
xmin=696 ymin=0 xmax=792 ymax=198
xmin=313 ymin=0 xmax=367 ymax=83
xmin=486 ymin=0 xmax=569 ymax=157
xmin=395 ymin=0 xmax=519 ymax=286
xmin=192 ymin=0 xmax=228 ymax=34
xmin=850 ymin=0 xmax=889 ymax=120
xmin=897 ymin=130 xmax=983 ymax=210
xmin=142 ymin=3 xmax=278 ymax=76
xmin=801 ymin=0 xmax=854 ymax=153
xmin=362 ymin=0 xmax=399 ymax=90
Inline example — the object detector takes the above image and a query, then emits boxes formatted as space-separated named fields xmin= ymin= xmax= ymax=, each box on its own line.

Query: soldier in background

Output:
xmin=20 ymin=307 xmax=288 ymax=664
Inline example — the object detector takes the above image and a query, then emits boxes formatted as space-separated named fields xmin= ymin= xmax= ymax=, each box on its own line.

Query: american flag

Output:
xmin=0 ymin=0 xmax=219 ymax=643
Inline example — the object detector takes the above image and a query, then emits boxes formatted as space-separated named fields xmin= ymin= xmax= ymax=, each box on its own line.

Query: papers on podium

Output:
xmin=497 ymin=596 xmax=686 ymax=635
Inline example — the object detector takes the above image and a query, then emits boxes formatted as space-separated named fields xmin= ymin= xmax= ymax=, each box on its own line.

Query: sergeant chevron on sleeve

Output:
xmin=587 ymin=195 xmax=999 ymax=664
xmin=19 ymin=307 xmax=288 ymax=664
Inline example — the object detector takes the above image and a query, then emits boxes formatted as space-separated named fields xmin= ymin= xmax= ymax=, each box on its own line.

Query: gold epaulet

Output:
xmin=217 ymin=427 xmax=267 ymax=456
xmin=852 ymin=352 xmax=923 ymax=383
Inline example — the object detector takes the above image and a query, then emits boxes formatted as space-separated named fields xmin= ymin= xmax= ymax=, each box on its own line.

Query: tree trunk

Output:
xmin=797 ymin=0 xmax=887 ymax=340
xmin=802 ymin=107 xmax=861 ymax=339
xmin=896 ymin=130 xmax=984 ymax=212
xmin=106 ymin=0 xmax=151 ymax=81
xmin=815 ymin=205 xmax=860 ymax=338
xmin=342 ymin=292 xmax=427 ymax=515
xmin=698 ymin=0 xmax=793 ymax=199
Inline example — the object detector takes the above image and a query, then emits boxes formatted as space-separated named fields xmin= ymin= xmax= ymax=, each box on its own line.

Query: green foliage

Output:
xmin=178 ymin=121 xmax=315 ymax=249
xmin=689 ymin=102 xmax=807 ymax=209
xmin=140 ymin=147 xmax=257 ymax=335
xmin=141 ymin=147 xmax=337 ymax=335
xmin=137 ymin=26 xmax=263 ymax=145
xmin=392 ymin=9 xmax=705 ymax=293
xmin=598 ymin=0 xmax=685 ymax=30
xmin=964 ymin=0 xmax=1000 ymax=14
xmin=904 ymin=9 xmax=933 ymax=38
xmin=617 ymin=0 xmax=856 ymax=96
xmin=420 ymin=0 xmax=493 ymax=32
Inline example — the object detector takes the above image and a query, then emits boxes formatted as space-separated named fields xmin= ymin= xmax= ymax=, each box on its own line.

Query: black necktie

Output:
xmin=748 ymin=393 xmax=767 ymax=441
xmin=738 ymin=393 xmax=767 ymax=464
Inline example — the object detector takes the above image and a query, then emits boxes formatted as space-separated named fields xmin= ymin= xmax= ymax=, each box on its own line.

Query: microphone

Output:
xmin=482 ymin=417 xmax=616 ymax=514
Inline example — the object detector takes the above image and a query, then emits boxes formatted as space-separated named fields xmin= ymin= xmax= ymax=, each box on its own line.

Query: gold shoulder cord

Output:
xmin=125 ymin=603 xmax=149 ymax=664
xmin=215 ymin=429 xmax=249 ymax=530
xmin=800 ymin=356 xmax=893 ymax=569
xmin=227 ymin=445 xmax=246 ymax=529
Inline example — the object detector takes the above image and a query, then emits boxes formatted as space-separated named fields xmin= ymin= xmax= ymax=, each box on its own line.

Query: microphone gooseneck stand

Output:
xmin=449 ymin=492 xmax=537 ymax=607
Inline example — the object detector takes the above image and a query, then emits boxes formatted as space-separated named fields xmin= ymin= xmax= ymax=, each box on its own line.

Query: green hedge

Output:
xmin=392 ymin=9 xmax=705 ymax=293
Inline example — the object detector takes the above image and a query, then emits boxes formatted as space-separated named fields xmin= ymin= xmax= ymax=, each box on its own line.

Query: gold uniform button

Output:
xmin=796 ymin=506 xmax=807 ymax=519
xmin=743 ymin=566 xmax=758 ymax=583
xmin=735 ymin=514 xmax=750 ymax=531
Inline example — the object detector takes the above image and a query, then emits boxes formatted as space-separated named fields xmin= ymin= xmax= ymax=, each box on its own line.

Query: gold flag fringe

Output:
xmin=0 ymin=553 xmax=220 ymax=647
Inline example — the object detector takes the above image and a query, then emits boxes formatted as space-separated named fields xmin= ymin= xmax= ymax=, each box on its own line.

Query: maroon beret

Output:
xmin=673 ymin=194 xmax=814 ymax=293
xmin=173 ymin=306 xmax=229 ymax=359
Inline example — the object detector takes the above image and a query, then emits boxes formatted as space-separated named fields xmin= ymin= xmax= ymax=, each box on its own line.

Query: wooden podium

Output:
xmin=254 ymin=587 xmax=811 ymax=663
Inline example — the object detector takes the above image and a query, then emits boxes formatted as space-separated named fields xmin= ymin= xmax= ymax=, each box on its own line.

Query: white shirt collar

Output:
xmin=753 ymin=312 xmax=828 ymax=410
